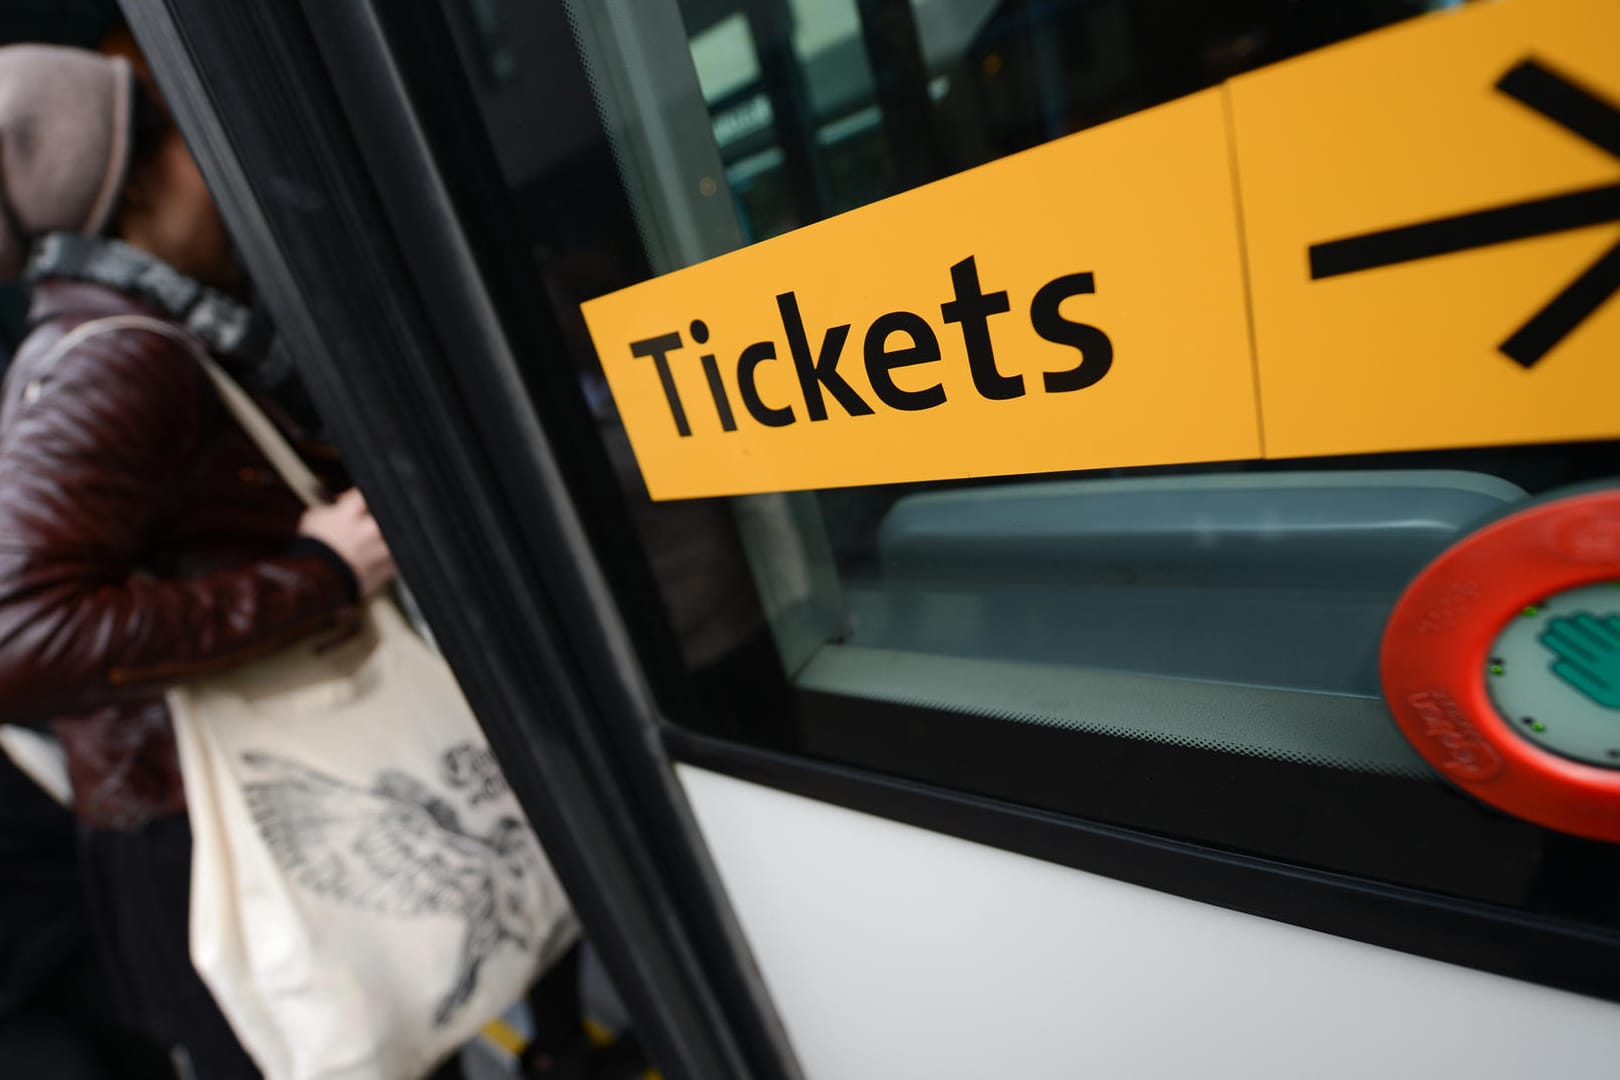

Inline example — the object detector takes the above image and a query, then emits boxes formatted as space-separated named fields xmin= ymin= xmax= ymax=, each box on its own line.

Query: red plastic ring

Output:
xmin=1381 ymin=487 xmax=1620 ymax=843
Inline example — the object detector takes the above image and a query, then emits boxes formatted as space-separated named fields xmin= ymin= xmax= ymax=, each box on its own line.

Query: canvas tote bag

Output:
xmin=50 ymin=317 xmax=577 ymax=1079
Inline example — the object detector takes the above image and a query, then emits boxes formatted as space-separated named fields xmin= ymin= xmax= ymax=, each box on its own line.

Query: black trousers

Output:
xmin=0 ymin=947 xmax=176 ymax=1080
xmin=79 ymin=814 xmax=261 ymax=1080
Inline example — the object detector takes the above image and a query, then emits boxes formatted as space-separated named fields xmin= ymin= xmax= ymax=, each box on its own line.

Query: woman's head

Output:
xmin=0 ymin=43 xmax=238 ymax=289
xmin=114 ymin=81 xmax=240 ymax=290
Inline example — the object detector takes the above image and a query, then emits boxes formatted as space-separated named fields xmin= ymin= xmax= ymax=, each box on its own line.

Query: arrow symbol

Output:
xmin=1308 ymin=59 xmax=1620 ymax=368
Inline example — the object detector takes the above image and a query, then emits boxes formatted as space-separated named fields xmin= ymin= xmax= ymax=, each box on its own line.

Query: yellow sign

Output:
xmin=583 ymin=0 xmax=1620 ymax=500
xmin=581 ymin=90 xmax=1259 ymax=499
xmin=1232 ymin=0 xmax=1620 ymax=459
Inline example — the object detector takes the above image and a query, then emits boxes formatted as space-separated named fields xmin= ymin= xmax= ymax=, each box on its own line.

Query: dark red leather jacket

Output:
xmin=0 ymin=280 xmax=354 ymax=828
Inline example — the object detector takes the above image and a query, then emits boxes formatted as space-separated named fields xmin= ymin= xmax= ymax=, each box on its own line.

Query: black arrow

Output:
xmin=1307 ymin=59 xmax=1620 ymax=368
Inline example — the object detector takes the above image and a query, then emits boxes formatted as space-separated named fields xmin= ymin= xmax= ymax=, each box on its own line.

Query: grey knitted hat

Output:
xmin=0 ymin=45 xmax=133 ymax=281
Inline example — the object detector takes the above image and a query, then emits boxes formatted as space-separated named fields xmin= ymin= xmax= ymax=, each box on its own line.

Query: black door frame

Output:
xmin=118 ymin=2 xmax=799 ymax=1077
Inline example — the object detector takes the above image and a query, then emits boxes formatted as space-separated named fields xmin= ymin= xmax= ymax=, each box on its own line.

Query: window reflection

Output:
xmin=677 ymin=0 xmax=1467 ymax=242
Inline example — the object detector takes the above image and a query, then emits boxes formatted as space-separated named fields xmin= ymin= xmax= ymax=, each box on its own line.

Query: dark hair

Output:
xmin=127 ymin=78 xmax=173 ymax=176
xmin=107 ymin=77 xmax=173 ymax=233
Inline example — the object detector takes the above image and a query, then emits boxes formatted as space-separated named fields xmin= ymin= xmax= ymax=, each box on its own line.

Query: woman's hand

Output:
xmin=298 ymin=489 xmax=397 ymax=599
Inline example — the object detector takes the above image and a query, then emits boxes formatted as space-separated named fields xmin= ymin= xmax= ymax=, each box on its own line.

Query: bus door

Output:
xmin=126 ymin=0 xmax=1620 ymax=1076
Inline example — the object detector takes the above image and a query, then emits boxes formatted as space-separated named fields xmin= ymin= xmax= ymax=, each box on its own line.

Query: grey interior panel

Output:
xmin=799 ymin=471 xmax=1528 ymax=765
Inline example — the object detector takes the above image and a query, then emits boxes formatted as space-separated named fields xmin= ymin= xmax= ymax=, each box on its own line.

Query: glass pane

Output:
xmin=557 ymin=0 xmax=1602 ymax=776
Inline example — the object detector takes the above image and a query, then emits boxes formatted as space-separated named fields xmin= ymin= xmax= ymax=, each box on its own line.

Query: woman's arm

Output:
xmin=0 ymin=325 xmax=355 ymax=721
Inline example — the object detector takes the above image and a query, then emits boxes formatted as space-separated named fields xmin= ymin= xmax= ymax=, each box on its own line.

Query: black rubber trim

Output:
xmin=682 ymin=682 xmax=1620 ymax=921
xmin=665 ymin=725 xmax=1620 ymax=1005
xmin=782 ymin=689 xmax=1563 ymax=905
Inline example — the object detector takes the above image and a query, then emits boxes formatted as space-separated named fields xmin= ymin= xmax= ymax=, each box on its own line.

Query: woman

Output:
xmin=0 ymin=44 xmax=394 ymax=1077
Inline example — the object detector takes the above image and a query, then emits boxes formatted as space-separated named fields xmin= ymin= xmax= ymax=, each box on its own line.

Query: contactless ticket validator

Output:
xmin=1383 ymin=487 xmax=1620 ymax=842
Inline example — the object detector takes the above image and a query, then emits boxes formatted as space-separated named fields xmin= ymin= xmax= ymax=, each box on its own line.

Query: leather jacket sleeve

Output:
xmin=0 ymin=322 xmax=354 ymax=723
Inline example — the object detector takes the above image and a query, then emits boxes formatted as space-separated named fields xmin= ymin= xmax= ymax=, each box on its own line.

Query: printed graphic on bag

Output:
xmin=441 ymin=742 xmax=508 ymax=807
xmin=239 ymin=746 xmax=545 ymax=1027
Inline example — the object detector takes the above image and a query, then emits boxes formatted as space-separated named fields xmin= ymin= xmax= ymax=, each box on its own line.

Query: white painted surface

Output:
xmin=678 ymin=765 xmax=1620 ymax=1080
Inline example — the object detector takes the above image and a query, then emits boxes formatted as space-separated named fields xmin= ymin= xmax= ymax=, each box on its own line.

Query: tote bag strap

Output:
xmin=32 ymin=315 xmax=325 ymax=509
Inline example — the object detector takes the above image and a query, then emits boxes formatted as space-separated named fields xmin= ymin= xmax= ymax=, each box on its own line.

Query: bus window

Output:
xmin=430 ymin=0 xmax=1620 ymax=969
